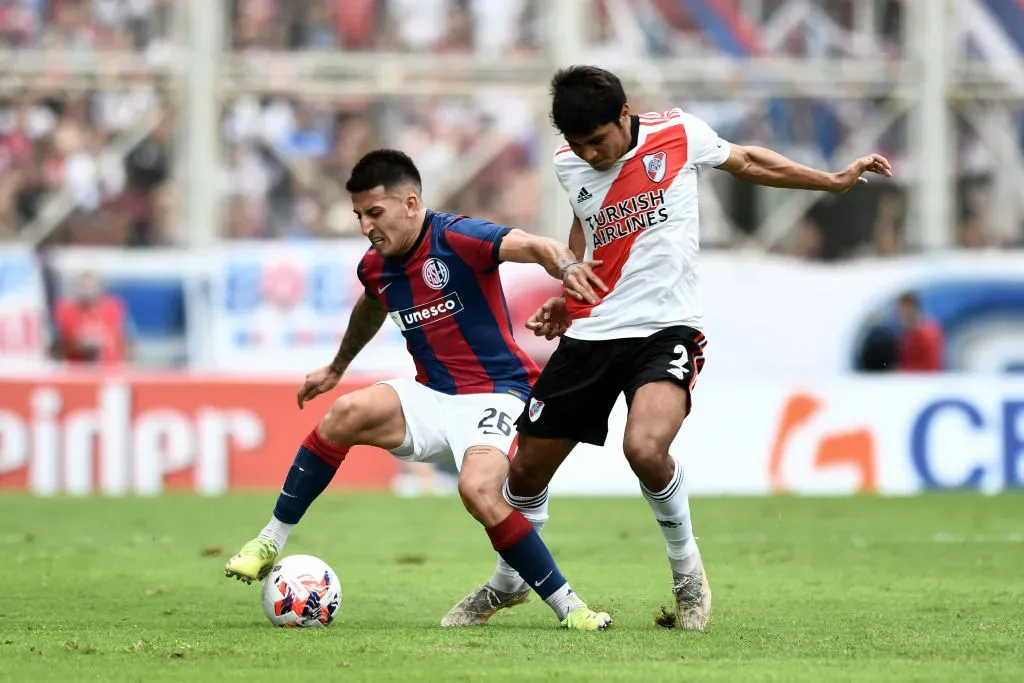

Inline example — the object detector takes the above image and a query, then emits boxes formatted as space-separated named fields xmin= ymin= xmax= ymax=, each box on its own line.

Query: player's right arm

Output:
xmin=297 ymin=292 xmax=388 ymax=409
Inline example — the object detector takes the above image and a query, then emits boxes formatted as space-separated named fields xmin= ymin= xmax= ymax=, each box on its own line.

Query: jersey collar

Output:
xmin=628 ymin=114 xmax=640 ymax=151
xmin=613 ymin=115 xmax=643 ymax=167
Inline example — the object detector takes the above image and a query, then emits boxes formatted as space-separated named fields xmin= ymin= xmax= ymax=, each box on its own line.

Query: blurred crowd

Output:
xmin=0 ymin=0 xmax=175 ymax=52
xmin=228 ymin=0 xmax=542 ymax=55
xmin=0 ymin=0 xmax=1018 ymax=258
xmin=0 ymin=91 xmax=172 ymax=245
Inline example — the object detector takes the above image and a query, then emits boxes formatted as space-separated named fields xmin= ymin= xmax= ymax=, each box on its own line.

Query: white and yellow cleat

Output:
xmin=224 ymin=538 xmax=278 ymax=584
xmin=561 ymin=606 xmax=613 ymax=631
xmin=672 ymin=551 xmax=711 ymax=631
xmin=441 ymin=583 xmax=531 ymax=626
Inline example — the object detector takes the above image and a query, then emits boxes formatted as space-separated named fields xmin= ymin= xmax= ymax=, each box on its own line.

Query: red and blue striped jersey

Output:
xmin=356 ymin=210 xmax=540 ymax=398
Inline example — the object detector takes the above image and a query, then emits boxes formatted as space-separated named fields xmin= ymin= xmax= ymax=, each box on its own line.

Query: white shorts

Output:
xmin=378 ymin=379 xmax=525 ymax=471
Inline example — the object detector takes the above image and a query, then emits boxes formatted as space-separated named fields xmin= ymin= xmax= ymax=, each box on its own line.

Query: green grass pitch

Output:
xmin=1 ymin=494 xmax=1022 ymax=682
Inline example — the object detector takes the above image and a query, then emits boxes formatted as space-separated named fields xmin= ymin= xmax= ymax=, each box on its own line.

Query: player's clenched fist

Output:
xmin=525 ymin=296 xmax=571 ymax=340
xmin=561 ymin=260 xmax=608 ymax=304
xmin=297 ymin=365 xmax=343 ymax=409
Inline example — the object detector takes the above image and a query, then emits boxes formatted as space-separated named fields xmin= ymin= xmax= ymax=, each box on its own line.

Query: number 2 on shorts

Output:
xmin=667 ymin=344 xmax=689 ymax=381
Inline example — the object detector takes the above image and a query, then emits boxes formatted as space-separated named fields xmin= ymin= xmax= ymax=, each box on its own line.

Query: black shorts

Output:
xmin=516 ymin=326 xmax=707 ymax=446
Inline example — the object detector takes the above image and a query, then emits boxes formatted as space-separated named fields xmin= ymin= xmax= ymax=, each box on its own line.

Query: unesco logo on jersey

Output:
xmin=390 ymin=293 xmax=464 ymax=331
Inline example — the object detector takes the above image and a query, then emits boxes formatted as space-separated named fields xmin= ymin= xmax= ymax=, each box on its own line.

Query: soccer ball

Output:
xmin=261 ymin=554 xmax=342 ymax=627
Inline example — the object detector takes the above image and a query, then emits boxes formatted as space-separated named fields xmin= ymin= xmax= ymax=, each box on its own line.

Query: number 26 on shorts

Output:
xmin=477 ymin=407 xmax=513 ymax=436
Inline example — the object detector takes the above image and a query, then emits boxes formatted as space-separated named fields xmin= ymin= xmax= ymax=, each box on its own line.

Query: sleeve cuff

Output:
xmin=491 ymin=226 xmax=512 ymax=264
xmin=711 ymin=140 xmax=731 ymax=167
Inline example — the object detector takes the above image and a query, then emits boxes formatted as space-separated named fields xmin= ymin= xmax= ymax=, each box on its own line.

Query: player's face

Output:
xmin=897 ymin=300 xmax=918 ymax=328
xmin=564 ymin=107 xmax=632 ymax=171
xmin=351 ymin=185 xmax=421 ymax=258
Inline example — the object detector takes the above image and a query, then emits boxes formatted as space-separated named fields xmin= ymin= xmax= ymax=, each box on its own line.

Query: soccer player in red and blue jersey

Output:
xmin=226 ymin=149 xmax=613 ymax=631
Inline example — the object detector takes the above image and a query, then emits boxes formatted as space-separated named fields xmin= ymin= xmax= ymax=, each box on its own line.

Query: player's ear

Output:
xmin=403 ymin=191 xmax=419 ymax=216
xmin=620 ymin=102 xmax=630 ymax=125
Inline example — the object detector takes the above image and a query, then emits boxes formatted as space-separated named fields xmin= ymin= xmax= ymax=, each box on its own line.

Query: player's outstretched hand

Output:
xmin=297 ymin=365 xmax=343 ymax=409
xmin=525 ymin=296 xmax=571 ymax=340
xmin=562 ymin=260 xmax=608 ymax=304
xmin=831 ymin=154 xmax=892 ymax=193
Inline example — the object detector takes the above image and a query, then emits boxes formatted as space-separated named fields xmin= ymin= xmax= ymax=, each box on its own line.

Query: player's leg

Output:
xmin=498 ymin=433 xmax=611 ymax=630
xmin=498 ymin=432 xmax=571 ymax=591
xmin=483 ymin=481 xmax=545 ymax=597
xmin=224 ymin=382 xmax=407 ymax=582
xmin=623 ymin=327 xmax=710 ymax=631
xmin=451 ymin=395 xmax=553 ymax=527
xmin=440 ymin=441 xmax=532 ymax=626
xmin=444 ymin=393 xmax=607 ymax=630
xmin=438 ymin=397 xmax=547 ymax=625
xmin=506 ymin=433 xmax=575 ymax=497
xmin=507 ymin=334 xmax=621 ymax=497
xmin=496 ymin=337 xmax=623 ymax=630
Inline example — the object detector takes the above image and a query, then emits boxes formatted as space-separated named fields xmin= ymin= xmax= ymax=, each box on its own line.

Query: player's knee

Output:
xmin=457 ymin=470 xmax=503 ymax=519
xmin=623 ymin=434 xmax=671 ymax=477
xmin=319 ymin=394 xmax=364 ymax=444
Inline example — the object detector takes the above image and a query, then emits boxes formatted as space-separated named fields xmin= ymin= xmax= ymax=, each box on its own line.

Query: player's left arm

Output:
xmin=676 ymin=110 xmax=891 ymax=193
xmin=717 ymin=145 xmax=892 ymax=193
xmin=498 ymin=229 xmax=608 ymax=304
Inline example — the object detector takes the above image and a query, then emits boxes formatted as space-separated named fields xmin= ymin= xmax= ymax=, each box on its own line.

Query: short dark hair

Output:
xmin=345 ymin=149 xmax=422 ymax=194
xmin=550 ymin=65 xmax=627 ymax=138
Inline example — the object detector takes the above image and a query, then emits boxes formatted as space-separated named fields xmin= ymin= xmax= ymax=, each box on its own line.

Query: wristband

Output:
xmin=560 ymin=261 xmax=582 ymax=280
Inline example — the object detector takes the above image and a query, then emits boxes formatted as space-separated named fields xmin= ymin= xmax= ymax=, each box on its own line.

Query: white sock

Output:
xmin=544 ymin=583 xmax=586 ymax=621
xmin=487 ymin=557 xmax=524 ymax=594
xmin=257 ymin=515 xmax=294 ymax=554
xmin=486 ymin=484 xmax=550 ymax=593
xmin=640 ymin=458 xmax=700 ymax=576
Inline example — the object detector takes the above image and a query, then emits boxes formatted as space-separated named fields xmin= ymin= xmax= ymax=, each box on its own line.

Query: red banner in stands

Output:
xmin=0 ymin=374 xmax=397 ymax=495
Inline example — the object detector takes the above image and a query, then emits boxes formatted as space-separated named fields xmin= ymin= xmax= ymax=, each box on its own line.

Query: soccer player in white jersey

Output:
xmin=506 ymin=65 xmax=892 ymax=631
